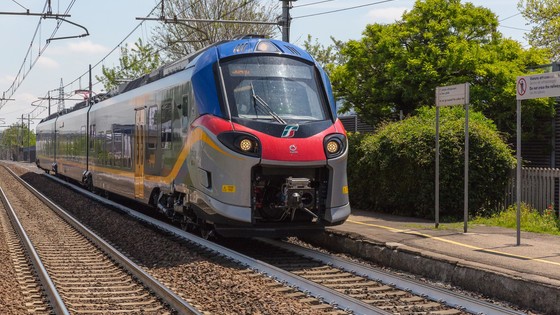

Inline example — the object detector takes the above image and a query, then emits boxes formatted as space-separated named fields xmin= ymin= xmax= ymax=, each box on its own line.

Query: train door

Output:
xmin=134 ymin=107 xmax=146 ymax=199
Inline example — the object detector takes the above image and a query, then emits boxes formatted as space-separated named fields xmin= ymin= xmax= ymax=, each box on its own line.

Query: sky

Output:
xmin=0 ymin=0 xmax=532 ymax=128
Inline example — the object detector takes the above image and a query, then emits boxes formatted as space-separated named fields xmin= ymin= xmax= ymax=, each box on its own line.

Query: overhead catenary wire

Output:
xmin=59 ymin=0 xmax=260 ymax=93
xmin=293 ymin=0 xmax=396 ymax=19
xmin=59 ymin=1 xmax=162 ymax=92
xmin=0 ymin=0 xmax=79 ymax=110
xmin=11 ymin=0 xmax=29 ymax=11
xmin=28 ymin=0 xmax=279 ymax=120
xmin=499 ymin=12 xmax=521 ymax=22
xmin=26 ymin=1 xmax=163 ymax=120
xmin=293 ymin=0 xmax=336 ymax=8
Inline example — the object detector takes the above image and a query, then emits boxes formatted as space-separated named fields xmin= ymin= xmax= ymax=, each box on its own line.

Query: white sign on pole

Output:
xmin=517 ymin=72 xmax=560 ymax=100
xmin=435 ymin=83 xmax=470 ymax=231
xmin=436 ymin=83 xmax=470 ymax=107
xmin=514 ymin=71 xmax=560 ymax=246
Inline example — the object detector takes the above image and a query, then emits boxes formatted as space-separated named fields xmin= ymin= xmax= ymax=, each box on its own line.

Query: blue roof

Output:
xmin=214 ymin=38 xmax=314 ymax=61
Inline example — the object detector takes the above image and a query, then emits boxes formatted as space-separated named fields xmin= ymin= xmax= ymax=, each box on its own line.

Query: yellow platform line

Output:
xmin=347 ymin=219 xmax=560 ymax=267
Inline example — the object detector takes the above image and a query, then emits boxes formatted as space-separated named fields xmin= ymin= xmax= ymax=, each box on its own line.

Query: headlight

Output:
xmin=218 ymin=132 xmax=261 ymax=157
xmin=239 ymin=138 xmax=254 ymax=152
xmin=324 ymin=134 xmax=346 ymax=159
xmin=326 ymin=140 xmax=340 ymax=154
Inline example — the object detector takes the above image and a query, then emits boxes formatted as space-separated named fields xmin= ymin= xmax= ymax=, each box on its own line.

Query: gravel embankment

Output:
xmin=18 ymin=170 xmax=333 ymax=315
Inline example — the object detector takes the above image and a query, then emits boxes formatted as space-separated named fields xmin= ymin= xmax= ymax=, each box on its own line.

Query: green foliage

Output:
xmin=347 ymin=106 xmax=515 ymax=218
xmin=0 ymin=124 xmax=35 ymax=147
xmin=329 ymin=0 xmax=552 ymax=138
xmin=97 ymin=38 xmax=162 ymax=92
xmin=302 ymin=35 xmax=345 ymax=75
xmin=0 ymin=124 xmax=36 ymax=159
xmin=152 ymin=0 xmax=278 ymax=61
xmin=471 ymin=204 xmax=560 ymax=235
xmin=518 ymin=0 xmax=560 ymax=60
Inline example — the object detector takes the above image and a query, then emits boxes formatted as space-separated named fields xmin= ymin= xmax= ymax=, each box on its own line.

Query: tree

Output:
xmin=0 ymin=124 xmax=35 ymax=160
xmin=348 ymin=107 xmax=516 ymax=217
xmin=330 ymin=0 xmax=551 ymax=137
xmin=518 ymin=0 xmax=560 ymax=60
xmin=151 ymin=0 xmax=279 ymax=61
xmin=302 ymin=35 xmax=345 ymax=75
xmin=97 ymin=38 xmax=162 ymax=92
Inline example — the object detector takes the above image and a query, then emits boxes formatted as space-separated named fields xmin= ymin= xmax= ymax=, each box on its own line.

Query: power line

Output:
xmin=59 ymin=1 xmax=162 ymax=92
xmin=499 ymin=12 xmax=521 ymax=23
xmin=24 ymin=1 xmax=163 ymax=121
xmin=293 ymin=0 xmax=336 ymax=8
xmin=0 ymin=1 xmax=49 ymax=111
xmin=0 ymin=0 xmax=82 ymax=111
xmin=11 ymin=0 xmax=29 ymax=11
xmin=293 ymin=0 xmax=396 ymax=19
xmin=500 ymin=25 xmax=530 ymax=32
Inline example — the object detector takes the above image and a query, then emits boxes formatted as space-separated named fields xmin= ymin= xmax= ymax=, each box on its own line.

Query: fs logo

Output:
xmin=281 ymin=125 xmax=299 ymax=138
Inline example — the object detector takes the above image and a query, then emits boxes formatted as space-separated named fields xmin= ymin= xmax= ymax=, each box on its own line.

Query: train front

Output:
xmin=190 ymin=38 xmax=350 ymax=237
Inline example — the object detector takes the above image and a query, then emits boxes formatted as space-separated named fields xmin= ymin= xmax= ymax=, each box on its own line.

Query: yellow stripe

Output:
xmin=347 ymin=219 xmax=560 ymax=267
xmin=56 ymin=127 xmax=242 ymax=185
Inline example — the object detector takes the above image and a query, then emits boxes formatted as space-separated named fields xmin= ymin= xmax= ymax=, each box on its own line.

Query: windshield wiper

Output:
xmin=250 ymin=83 xmax=286 ymax=124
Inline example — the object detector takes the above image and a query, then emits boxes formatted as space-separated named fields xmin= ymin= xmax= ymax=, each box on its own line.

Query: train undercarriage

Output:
xmin=155 ymin=166 xmax=331 ymax=238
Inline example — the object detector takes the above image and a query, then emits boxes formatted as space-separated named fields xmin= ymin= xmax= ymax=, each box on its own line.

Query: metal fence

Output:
xmin=506 ymin=167 xmax=560 ymax=212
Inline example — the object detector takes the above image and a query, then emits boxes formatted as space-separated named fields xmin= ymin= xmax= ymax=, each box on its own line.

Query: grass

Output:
xmin=469 ymin=204 xmax=560 ymax=235
xmin=402 ymin=204 xmax=560 ymax=235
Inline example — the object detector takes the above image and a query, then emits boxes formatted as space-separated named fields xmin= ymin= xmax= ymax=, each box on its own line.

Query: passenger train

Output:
xmin=36 ymin=36 xmax=350 ymax=237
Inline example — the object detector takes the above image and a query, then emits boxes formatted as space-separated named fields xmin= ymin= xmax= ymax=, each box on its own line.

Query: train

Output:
xmin=35 ymin=36 xmax=350 ymax=238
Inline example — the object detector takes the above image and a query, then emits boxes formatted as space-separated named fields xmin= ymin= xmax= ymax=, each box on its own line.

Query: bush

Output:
xmin=347 ymin=106 xmax=515 ymax=218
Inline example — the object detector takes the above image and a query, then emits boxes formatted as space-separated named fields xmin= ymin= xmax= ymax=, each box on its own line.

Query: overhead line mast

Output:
xmin=137 ymin=0 xmax=297 ymax=43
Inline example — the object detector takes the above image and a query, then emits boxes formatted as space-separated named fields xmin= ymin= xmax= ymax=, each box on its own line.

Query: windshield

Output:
xmin=221 ymin=55 xmax=329 ymax=123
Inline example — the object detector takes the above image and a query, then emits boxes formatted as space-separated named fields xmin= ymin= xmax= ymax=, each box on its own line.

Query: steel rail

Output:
xmin=257 ymin=238 xmax=526 ymax=315
xmin=4 ymin=168 xmax=202 ymax=315
xmin=45 ymin=173 xmax=392 ymax=315
xmin=0 ymin=185 xmax=69 ymax=315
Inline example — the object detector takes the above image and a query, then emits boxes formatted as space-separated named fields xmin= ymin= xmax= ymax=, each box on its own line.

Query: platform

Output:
xmin=305 ymin=210 xmax=560 ymax=314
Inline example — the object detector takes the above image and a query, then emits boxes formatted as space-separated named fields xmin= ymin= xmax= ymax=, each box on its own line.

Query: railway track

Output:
xmin=18 ymin=166 xmax=526 ymax=315
xmin=224 ymin=238 xmax=526 ymax=315
xmin=0 ymin=165 xmax=200 ymax=314
xmin=0 ymin=191 xmax=51 ymax=314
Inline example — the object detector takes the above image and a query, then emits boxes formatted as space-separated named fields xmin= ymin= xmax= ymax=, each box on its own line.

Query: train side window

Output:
xmin=89 ymin=124 xmax=96 ymax=150
xmin=182 ymin=82 xmax=195 ymax=128
xmin=98 ymin=131 xmax=105 ymax=165
xmin=81 ymin=126 xmax=86 ymax=158
xmin=113 ymin=131 xmax=122 ymax=167
xmin=181 ymin=94 xmax=189 ymax=130
xmin=182 ymin=93 xmax=189 ymax=117
xmin=124 ymin=132 xmax=132 ymax=168
xmin=161 ymin=100 xmax=172 ymax=149
xmin=106 ymin=130 xmax=113 ymax=166
xmin=147 ymin=105 xmax=158 ymax=150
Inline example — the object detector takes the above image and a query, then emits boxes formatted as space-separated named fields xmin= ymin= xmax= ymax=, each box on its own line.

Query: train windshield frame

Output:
xmin=220 ymin=55 xmax=330 ymax=124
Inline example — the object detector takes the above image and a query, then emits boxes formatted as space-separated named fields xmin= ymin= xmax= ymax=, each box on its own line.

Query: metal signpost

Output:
xmin=515 ymin=71 xmax=560 ymax=245
xmin=435 ymin=83 xmax=470 ymax=231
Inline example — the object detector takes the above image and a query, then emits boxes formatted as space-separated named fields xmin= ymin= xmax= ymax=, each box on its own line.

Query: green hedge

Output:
xmin=347 ymin=106 xmax=515 ymax=218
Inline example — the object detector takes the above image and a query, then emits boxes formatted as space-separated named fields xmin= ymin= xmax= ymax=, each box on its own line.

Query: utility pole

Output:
xmin=58 ymin=78 xmax=65 ymax=113
xmin=139 ymin=1 xmax=293 ymax=42
xmin=20 ymin=114 xmax=24 ymax=161
xmin=27 ymin=114 xmax=30 ymax=163
xmin=48 ymin=91 xmax=51 ymax=116
xmin=280 ymin=0 xmax=296 ymax=42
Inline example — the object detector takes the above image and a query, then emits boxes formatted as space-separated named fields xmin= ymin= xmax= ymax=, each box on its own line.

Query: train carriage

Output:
xmin=36 ymin=36 xmax=350 ymax=237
